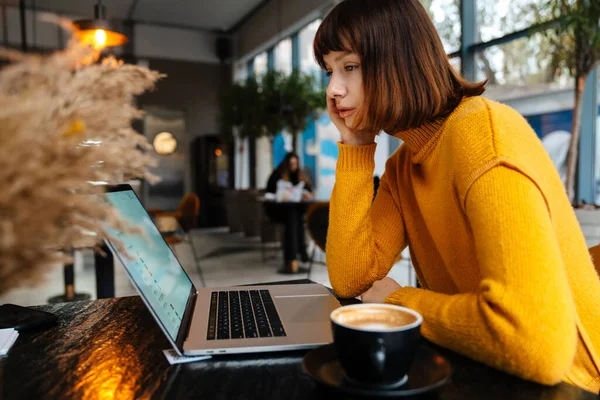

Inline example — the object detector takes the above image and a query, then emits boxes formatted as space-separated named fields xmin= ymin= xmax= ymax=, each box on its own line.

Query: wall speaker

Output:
xmin=216 ymin=37 xmax=232 ymax=63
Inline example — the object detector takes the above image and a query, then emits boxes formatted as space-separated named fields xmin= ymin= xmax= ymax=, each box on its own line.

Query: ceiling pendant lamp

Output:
xmin=73 ymin=0 xmax=128 ymax=49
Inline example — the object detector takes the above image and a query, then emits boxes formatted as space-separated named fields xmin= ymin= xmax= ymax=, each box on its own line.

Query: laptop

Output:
xmin=103 ymin=184 xmax=341 ymax=356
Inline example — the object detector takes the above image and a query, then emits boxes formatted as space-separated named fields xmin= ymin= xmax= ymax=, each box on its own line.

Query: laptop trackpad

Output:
xmin=275 ymin=296 xmax=335 ymax=323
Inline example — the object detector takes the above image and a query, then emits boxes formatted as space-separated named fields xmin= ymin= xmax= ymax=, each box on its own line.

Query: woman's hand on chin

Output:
xmin=327 ymin=97 xmax=376 ymax=146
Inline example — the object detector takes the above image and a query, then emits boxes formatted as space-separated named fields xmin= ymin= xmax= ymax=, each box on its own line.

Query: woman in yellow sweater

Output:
xmin=314 ymin=0 xmax=600 ymax=393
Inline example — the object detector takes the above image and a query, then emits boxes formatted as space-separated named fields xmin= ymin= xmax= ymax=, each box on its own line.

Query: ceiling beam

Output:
xmin=127 ymin=0 xmax=140 ymax=19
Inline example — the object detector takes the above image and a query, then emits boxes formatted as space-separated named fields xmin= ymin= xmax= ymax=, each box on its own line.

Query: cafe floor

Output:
xmin=0 ymin=228 xmax=415 ymax=306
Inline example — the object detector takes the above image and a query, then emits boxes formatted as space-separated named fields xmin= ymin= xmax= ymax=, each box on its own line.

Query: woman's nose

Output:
xmin=326 ymin=76 xmax=347 ymax=99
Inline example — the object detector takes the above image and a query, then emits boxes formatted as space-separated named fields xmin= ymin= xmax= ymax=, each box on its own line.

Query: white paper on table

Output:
xmin=163 ymin=349 xmax=212 ymax=365
xmin=0 ymin=328 xmax=15 ymax=349
xmin=275 ymin=180 xmax=305 ymax=202
xmin=0 ymin=328 xmax=19 ymax=356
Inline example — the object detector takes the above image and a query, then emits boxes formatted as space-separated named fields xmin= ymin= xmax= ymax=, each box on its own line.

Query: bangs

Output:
xmin=313 ymin=0 xmax=486 ymax=134
xmin=313 ymin=7 xmax=358 ymax=70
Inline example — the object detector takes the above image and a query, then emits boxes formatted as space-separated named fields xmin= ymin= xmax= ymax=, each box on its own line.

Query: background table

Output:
xmin=261 ymin=200 xmax=315 ymax=274
xmin=0 ymin=279 xmax=596 ymax=399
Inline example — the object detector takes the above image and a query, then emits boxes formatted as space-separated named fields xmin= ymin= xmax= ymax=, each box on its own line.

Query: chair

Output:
xmin=588 ymin=243 xmax=600 ymax=276
xmin=147 ymin=193 xmax=205 ymax=287
xmin=224 ymin=189 xmax=243 ymax=234
xmin=240 ymin=189 xmax=263 ymax=237
xmin=305 ymin=202 xmax=330 ymax=279
xmin=574 ymin=209 xmax=600 ymax=248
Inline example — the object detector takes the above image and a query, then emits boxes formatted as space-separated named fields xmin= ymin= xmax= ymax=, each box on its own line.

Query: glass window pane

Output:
xmin=233 ymin=60 xmax=248 ymax=83
xmin=254 ymin=52 xmax=268 ymax=77
xmin=594 ymin=66 xmax=600 ymax=204
xmin=597 ymin=66 xmax=600 ymax=107
xmin=449 ymin=56 xmax=461 ymax=76
xmin=299 ymin=19 xmax=322 ymax=85
xmin=275 ymin=37 xmax=293 ymax=76
xmin=475 ymin=31 xmax=570 ymax=99
xmin=421 ymin=0 xmax=460 ymax=54
xmin=477 ymin=0 xmax=552 ymax=43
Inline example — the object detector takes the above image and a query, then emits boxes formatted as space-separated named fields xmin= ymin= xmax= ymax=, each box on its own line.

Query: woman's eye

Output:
xmin=345 ymin=65 xmax=358 ymax=72
xmin=325 ymin=71 xmax=333 ymax=77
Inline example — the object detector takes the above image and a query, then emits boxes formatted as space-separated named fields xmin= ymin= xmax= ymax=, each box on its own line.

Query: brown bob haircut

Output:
xmin=313 ymin=0 xmax=486 ymax=134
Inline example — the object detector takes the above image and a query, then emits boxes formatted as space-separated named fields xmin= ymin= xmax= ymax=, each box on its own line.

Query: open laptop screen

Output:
xmin=104 ymin=189 xmax=194 ymax=342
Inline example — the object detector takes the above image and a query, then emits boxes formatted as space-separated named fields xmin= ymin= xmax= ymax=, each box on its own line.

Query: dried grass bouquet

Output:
xmin=0 ymin=23 xmax=163 ymax=295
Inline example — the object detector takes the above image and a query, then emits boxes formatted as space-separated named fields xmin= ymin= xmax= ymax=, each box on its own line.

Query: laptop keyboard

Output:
xmin=207 ymin=290 xmax=287 ymax=340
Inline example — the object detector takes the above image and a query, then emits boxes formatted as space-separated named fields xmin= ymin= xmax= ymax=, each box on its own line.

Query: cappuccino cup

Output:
xmin=330 ymin=304 xmax=422 ymax=388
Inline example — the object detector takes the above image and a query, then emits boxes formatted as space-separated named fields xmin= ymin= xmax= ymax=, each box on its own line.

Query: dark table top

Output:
xmin=1 ymin=279 xmax=596 ymax=399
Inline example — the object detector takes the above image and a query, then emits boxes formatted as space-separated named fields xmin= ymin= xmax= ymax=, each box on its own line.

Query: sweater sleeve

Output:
xmin=326 ymin=142 xmax=407 ymax=298
xmin=384 ymin=165 xmax=577 ymax=385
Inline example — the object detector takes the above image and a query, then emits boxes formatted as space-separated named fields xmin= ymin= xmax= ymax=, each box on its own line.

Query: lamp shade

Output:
xmin=73 ymin=3 xmax=127 ymax=49
xmin=74 ymin=23 xmax=128 ymax=49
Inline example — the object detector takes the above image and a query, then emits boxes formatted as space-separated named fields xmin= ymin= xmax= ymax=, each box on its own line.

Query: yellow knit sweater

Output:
xmin=326 ymin=96 xmax=600 ymax=393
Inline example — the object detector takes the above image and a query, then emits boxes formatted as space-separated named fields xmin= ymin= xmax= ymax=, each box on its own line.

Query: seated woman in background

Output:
xmin=265 ymin=153 xmax=313 ymax=267
xmin=315 ymin=0 xmax=600 ymax=393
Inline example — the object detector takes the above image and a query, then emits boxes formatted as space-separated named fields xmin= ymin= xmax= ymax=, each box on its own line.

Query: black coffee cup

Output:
xmin=330 ymin=304 xmax=423 ymax=388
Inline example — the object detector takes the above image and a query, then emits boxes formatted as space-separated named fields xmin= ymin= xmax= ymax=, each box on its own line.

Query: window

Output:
xmin=233 ymin=60 xmax=248 ymax=83
xmin=449 ymin=56 xmax=461 ymax=76
xmin=476 ymin=0 xmax=552 ymax=43
xmin=275 ymin=37 xmax=293 ymax=76
xmin=475 ymin=31 xmax=570 ymax=99
xmin=254 ymin=52 xmax=268 ymax=77
xmin=594 ymin=66 xmax=600 ymax=202
xmin=421 ymin=0 xmax=460 ymax=54
xmin=299 ymin=19 xmax=323 ymax=85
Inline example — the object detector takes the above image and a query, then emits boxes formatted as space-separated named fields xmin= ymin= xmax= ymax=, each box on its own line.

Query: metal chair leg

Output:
xmin=187 ymin=233 xmax=206 ymax=287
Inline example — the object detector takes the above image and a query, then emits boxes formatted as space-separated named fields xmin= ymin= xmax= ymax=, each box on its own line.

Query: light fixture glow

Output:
xmin=74 ymin=2 xmax=128 ymax=50
xmin=153 ymin=132 xmax=178 ymax=156
xmin=94 ymin=29 xmax=107 ymax=47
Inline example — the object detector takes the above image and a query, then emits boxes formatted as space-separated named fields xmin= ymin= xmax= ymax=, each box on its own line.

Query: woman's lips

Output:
xmin=338 ymin=108 xmax=355 ymax=118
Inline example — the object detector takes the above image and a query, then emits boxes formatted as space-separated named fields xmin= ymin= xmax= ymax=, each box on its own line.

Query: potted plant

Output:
xmin=218 ymin=70 xmax=326 ymax=184
xmin=258 ymin=70 xmax=286 ymax=168
xmin=218 ymin=76 xmax=267 ymax=188
xmin=278 ymin=70 xmax=327 ymax=153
